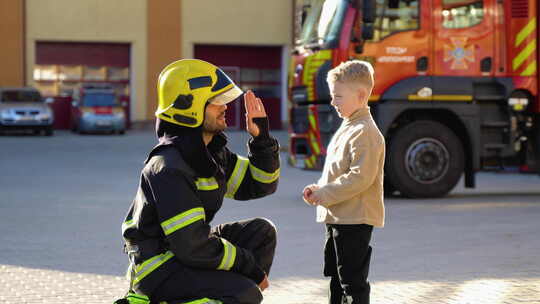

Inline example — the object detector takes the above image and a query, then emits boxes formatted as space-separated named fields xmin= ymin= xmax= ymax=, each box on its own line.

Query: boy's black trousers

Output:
xmin=324 ymin=224 xmax=373 ymax=304
xmin=151 ymin=218 xmax=277 ymax=304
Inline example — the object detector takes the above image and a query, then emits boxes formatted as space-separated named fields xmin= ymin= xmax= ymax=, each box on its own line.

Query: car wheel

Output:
xmin=386 ymin=120 xmax=464 ymax=198
xmin=44 ymin=127 xmax=53 ymax=136
xmin=119 ymin=130 xmax=125 ymax=135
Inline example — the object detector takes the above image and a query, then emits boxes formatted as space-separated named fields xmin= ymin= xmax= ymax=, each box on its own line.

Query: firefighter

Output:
xmin=121 ymin=59 xmax=280 ymax=304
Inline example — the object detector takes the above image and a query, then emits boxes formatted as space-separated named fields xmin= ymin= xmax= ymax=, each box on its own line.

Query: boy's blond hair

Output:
xmin=326 ymin=60 xmax=374 ymax=91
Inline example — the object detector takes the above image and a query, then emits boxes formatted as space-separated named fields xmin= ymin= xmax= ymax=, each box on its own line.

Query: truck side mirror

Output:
xmin=352 ymin=0 xmax=375 ymax=52
xmin=354 ymin=23 xmax=374 ymax=54
xmin=362 ymin=23 xmax=374 ymax=40
xmin=362 ymin=0 xmax=376 ymax=23
xmin=301 ymin=4 xmax=311 ymax=26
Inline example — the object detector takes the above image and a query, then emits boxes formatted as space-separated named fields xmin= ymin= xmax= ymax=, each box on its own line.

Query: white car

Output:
xmin=0 ymin=87 xmax=54 ymax=136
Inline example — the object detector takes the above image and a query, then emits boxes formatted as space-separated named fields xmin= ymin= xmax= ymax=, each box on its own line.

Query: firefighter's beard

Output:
xmin=203 ymin=111 xmax=227 ymax=135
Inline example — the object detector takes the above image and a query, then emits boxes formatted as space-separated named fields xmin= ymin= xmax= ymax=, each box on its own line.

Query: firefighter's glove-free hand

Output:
xmin=244 ymin=90 xmax=269 ymax=138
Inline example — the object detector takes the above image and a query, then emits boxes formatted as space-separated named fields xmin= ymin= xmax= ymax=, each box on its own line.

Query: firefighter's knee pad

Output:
xmin=252 ymin=218 xmax=277 ymax=239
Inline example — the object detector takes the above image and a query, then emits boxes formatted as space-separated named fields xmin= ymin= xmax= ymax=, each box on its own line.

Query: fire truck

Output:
xmin=288 ymin=0 xmax=539 ymax=197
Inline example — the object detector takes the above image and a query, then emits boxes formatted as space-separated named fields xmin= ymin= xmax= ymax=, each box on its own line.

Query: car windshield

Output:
xmin=296 ymin=0 xmax=348 ymax=48
xmin=1 ymin=90 xmax=42 ymax=103
xmin=83 ymin=93 xmax=117 ymax=107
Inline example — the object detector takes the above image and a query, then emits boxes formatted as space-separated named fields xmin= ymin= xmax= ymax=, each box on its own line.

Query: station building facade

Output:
xmin=0 ymin=0 xmax=293 ymax=128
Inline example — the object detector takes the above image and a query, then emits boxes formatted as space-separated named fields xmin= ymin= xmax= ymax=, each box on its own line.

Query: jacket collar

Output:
xmin=147 ymin=119 xmax=228 ymax=177
xmin=344 ymin=107 xmax=371 ymax=125
xmin=207 ymin=132 xmax=228 ymax=153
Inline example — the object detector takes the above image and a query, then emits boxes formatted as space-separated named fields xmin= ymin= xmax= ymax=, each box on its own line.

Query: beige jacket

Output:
xmin=315 ymin=107 xmax=385 ymax=227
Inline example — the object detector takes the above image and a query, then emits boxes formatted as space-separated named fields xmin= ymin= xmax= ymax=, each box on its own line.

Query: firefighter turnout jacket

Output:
xmin=121 ymin=128 xmax=280 ymax=295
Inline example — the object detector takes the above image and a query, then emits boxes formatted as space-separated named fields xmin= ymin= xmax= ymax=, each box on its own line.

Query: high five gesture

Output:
xmin=244 ymin=90 xmax=267 ymax=137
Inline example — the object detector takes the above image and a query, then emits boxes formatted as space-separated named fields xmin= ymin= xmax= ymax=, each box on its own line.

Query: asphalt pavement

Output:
xmin=0 ymin=129 xmax=539 ymax=303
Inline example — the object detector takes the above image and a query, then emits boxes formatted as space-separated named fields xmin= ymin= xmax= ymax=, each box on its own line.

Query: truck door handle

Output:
xmin=417 ymin=56 xmax=428 ymax=71
xmin=481 ymin=57 xmax=492 ymax=72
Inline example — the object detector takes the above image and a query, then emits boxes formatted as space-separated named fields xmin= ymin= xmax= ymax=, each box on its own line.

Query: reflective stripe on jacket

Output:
xmin=122 ymin=132 xmax=280 ymax=294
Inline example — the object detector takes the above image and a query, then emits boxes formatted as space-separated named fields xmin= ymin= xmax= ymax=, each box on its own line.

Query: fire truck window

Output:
xmin=372 ymin=0 xmax=419 ymax=42
xmin=442 ymin=0 xmax=484 ymax=29
xmin=296 ymin=0 xmax=348 ymax=47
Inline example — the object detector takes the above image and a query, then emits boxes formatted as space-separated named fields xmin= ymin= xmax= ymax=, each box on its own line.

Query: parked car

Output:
xmin=71 ymin=84 xmax=126 ymax=134
xmin=0 ymin=87 xmax=54 ymax=136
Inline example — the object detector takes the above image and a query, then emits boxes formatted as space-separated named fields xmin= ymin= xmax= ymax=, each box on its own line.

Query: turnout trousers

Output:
xmin=324 ymin=224 xmax=373 ymax=304
xmin=151 ymin=218 xmax=277 ymax=304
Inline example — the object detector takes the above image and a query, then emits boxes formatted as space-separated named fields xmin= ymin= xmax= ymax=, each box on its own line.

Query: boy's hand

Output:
xmin=303 ymin=184 xmax=322 ymax=205
xmin=302 ymin=187 xmax=312 ymax=202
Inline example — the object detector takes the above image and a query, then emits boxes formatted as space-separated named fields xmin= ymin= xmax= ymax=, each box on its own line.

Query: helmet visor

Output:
xmin=209 ymin=85 xmax=243 ymax=105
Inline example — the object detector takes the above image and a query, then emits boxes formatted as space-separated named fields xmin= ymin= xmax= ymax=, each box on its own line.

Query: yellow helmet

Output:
xmin=156 ymin=59 xmax=243 ymax=128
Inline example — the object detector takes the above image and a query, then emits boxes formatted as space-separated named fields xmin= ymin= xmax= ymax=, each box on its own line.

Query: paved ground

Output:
xmin=1 ymin=129 xmax=539 ymax=303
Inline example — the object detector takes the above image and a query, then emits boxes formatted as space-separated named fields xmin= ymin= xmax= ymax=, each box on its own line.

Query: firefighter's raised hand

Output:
xmin=244 ymin=90 xmax=267 ymax=137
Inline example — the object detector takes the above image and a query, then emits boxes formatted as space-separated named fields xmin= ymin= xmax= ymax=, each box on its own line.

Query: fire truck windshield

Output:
xmin=296 ymin=0 xmax=348 ymax=49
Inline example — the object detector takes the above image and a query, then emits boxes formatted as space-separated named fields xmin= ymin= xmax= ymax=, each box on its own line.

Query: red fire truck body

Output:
xmin=289 ymin=0 xmax=539 ymax=197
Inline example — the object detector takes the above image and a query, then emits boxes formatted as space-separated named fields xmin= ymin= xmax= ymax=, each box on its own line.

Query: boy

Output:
xmin=303 ymin=60 xmax=385 ymax=304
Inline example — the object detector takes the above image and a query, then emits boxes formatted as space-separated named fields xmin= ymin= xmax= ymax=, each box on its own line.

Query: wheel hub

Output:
xmin=405 ymin=138 xmax=450 ymax=184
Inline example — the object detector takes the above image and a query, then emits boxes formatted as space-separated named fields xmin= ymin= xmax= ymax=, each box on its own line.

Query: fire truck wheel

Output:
xmin=383 ymin=178 xmax=399 ymax=197
xmin=535 ymin=115 xmax=540 ymax=174
xmin=386 ymin=120 xmax=464 ymax=198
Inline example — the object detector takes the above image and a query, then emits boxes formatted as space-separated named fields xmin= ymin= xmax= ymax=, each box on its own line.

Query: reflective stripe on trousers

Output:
xmin=133 ymin=251 xmax=175 ymax=285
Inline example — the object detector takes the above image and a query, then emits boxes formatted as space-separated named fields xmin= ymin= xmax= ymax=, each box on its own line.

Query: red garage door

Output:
xmin=194 ymin=45 xmax=282 ymax=130
xmin=34 ymin=42 xmax=131 ymax=129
